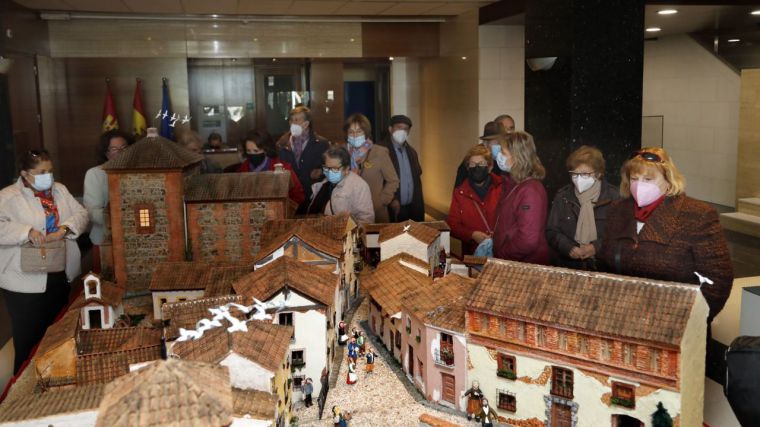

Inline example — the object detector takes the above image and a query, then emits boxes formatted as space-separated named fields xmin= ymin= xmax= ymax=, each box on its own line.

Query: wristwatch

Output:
xmin=60 ymin=225 xmax=72 ymax=236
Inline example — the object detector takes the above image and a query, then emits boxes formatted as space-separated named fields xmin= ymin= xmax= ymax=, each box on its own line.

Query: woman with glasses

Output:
xmin=492 ymin=132 xmax=550 ymax=264
xmin=545 ymin=146 xmax=619 ymax=270
xmin=600 ymin=147 xmax=733 ymax=322
xmin=448 ymin=144 xmax=506 ymax=256
xmin=307 ymin=147 xmax=374 ymax=224
xmin=342 ymin=113 xmax=399 ymax=223
xmin=83 ymin=130 xmax=134 ymax=255
xmin=0 ymin=150 xmax=88 ymax=373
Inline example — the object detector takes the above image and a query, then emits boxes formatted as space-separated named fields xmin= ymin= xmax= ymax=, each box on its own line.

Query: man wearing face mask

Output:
xmin=307 ymin=147 xmax=375 ymax=225
xmin=454 ymin=121 xmax=508 ymax=188
xmin=278 ymin=106 xmax=330 ymax=213
xmin=546 ymin=146 xmax=619 ymax=270
xmin=0 ymin=150 xmax=88 ymax=373
xmin=378 ymin=115 xmax=425 ymax=222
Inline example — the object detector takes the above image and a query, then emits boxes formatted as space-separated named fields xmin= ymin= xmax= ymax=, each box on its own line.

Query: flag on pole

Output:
xmin=159 ymin=78 xmax=174 ymax=140
xmin=132 ymin=78 xmax=147 ymax=138
xmin=101 ymin=80 xmax=119 ymax=132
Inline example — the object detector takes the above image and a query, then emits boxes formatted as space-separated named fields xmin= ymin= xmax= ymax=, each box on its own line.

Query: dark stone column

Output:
xmin=525 ymin=0 xmax=644 ymax=198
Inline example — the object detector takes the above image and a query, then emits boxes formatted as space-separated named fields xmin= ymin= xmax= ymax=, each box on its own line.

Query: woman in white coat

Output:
xmin=0 ymin=150 xmax=88 ymax=373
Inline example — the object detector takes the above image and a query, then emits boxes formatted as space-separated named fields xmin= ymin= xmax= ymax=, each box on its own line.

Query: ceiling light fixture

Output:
xmin=751 ymin=10 xmax=760 ymax=16
xmin=657 ymin=9 xmax=678 ymax=15
xmin=461 ymin=56 xmax=467 ymax=60
xmin=646 ymin=27 xmax=661 ymax=33
xmin=728 ymin=38 xmax=741 ymax=43
xmin=389 ymin=57 xmax=394 ymax=61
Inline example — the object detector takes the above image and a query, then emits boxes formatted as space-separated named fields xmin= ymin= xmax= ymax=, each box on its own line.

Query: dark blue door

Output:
xmin=344 ymin=81 xmax=376 ymax=140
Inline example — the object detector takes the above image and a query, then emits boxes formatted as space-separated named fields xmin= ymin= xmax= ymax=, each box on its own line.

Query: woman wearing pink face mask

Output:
xmin=600 ymin=147 xmax=733 ymax=322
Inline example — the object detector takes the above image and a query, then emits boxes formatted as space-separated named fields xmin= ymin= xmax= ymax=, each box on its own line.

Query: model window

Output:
xmin=551 ymin=366 xmax=574 ymax=398
xmin=497 ymin=354 xmax=516 ymax=379
xmin=497 ymin=391 xmax=516 ymax=412
xmin=480 ymin=314 xmax=489 ymax=332
xmin=601 ymin=339 xmax=612 ymax=362
xmin=395 ymin=330 xmax=401 ymax=349
xmin=86 ymin=280 xmax=98 ymax=296
xmin=291 ymin=350 xmax=305 ymax=367
xmin=279 ymin=312 xmax=294 ymax=340
xmin=578 ymin=335 xmax=588 ymax=355
xmin=623 ymin=344 xmax=635 ymax=366
xmin=536 ymin=325 xmax=547 ymax=347
xmin=498 ymin=318 xmax=506 ymax=336
xmin=517 ymin=321 xmax=525 ymax=341
xmin=134 ymin=203 xmax=155 ymax=234
xmin=159 ymin=297 xmax=167 ymax=306
xmin=558 ymin=331 xmax=568 ymax=351
xmin=650 ymin=349 xmax=660 ymax=372
xmin=439 ymin=333 xmax=454 ymax=366
xmin=292 ymin=375 xmax=305 ymax=391
xmin=611 ymin=382 xmax=636 ymax=408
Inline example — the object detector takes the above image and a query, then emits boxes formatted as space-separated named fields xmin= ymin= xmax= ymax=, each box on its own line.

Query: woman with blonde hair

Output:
xmin=600 ymin=147 xmax=733 ymax=321
xmin=492 ymin=132 xmax=550 ymax=264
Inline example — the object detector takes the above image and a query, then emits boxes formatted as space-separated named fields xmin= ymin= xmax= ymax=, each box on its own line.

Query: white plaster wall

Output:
xmin=380 ymin=233 xmax=429 ymax=264
xmin=221 ymin=353 xmax=274 ymax=391
xmin=152 ymin=290 xmax=205 ymax=320
xmin=274 ymin=309 xmax=327 ymax=396
xmin=478 ymin=25 xmax=525 ymax=132
xmin=0 ymin=411 xmax=98 ymax=427
xmin=390 ymin=57 xmax=422 ymax=153
xmin=426 ymin=327 xmax=467 ymax=410
xmin=679 ymin=294 xmax=709 ymax=427
xmin=231 ymin=417 xmax=272 ymax=427
xmin=642 ymin=34 xmax=740 ymax=207
xmin=467 ymin=344 xmax=682 ymax=426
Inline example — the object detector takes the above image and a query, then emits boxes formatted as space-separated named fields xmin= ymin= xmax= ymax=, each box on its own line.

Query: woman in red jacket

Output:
xmin=492 ymin=132 xmax=550 ymax=264
xmin=238 ymin=130 xmax=305 ymax=205
xmin=448 ymin=144 xmax=505 ymax=256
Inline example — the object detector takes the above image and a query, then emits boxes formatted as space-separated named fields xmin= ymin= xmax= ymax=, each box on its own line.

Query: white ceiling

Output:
xmin=13 ymin=0 xmax=493 ymax=16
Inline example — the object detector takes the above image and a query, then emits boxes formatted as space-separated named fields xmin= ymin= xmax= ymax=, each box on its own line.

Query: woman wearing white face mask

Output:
xmin=342 ymin=113 xmax=399 ymax=223
xmin=0 ymin=150 xmax=88 ymax=373
xmin=545 ymin=146 xmax=619 ymax=270
xmin=600 ymin=147 xmax=733 ymax=322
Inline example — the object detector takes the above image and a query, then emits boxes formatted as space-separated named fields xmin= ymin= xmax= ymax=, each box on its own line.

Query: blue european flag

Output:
xmin=160 ymin=79 xmax=174 ymax=140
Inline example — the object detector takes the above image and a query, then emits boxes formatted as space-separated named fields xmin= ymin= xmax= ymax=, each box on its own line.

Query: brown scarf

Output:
xmin=574 ymin=180 xmax=601 ymax=244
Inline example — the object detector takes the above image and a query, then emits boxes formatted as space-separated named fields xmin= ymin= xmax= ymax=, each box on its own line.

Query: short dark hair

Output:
xmin=208 ymin=132 xmax=222 ymax=143
xmin=98 ymin=129 xmax=134 ymax=162
xmin=20 ymin=149 xmax=52 ymax=172
xmin=243 ymin=130 xmax=277 ymax=158
xmin=323 ymin=147 xmax=350 ymax=168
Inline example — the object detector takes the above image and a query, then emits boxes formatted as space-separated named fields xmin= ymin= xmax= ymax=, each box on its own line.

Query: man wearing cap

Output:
xmin=453 ymin=121 xmax=508 ymax=188
xmin=379 ymin=115 xmax=425 ymax=222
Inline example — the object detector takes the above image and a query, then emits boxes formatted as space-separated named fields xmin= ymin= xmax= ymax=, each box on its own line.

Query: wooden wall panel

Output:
xmin=309 ymin=60 xmax=345 ymax=144
xmin=361 ymin=23 xmax=439 ymax=58
xmin=52 ymin=58 xmax=190 ymax=195
xmin=737 ymin=69 xmax=760 ymax=200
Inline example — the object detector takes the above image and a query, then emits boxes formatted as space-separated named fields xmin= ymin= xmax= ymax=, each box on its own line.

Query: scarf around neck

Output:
xmin=34 ymin=189 xmax=60 ymax=233
xmin=349 ymin=139 xmax=373 ymax=172
xmin=573 ymin=179 xmax=602 ymax=244
xmin=634 ymin=194 xmax=666 ymax=223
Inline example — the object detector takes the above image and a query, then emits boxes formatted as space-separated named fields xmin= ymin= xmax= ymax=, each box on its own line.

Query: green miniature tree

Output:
xmin=651 ymin=402 xmax=673 ymax=427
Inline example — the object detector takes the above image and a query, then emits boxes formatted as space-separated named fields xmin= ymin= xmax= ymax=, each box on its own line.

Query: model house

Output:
xmin=400 ymin=273 xmax=476 ymax=411
xmin=232 ymin=256 xmax=339 ymax=400
xmin=34 ymin=308 xmax=82 ymax=387
xmin=103 ymin=133 xmax=292 ymax=293
xmin=162 ymin=295 xmax=247 ymax=340
xmin=361 ymin=220 xmax=451 ymax=267
xmin=379 ymin=220 xmax=443 ymax=275
xmin=148 ymin=261 xmax=213 ymax=319
xmin=75 ymin=327 xmax=162 ymax=385
xmin=0 ymin=384 xmax=105 ymax=427
xmin=170 ymin=320 xmax=294 ymax=424
xmin=465 ymin=259 xmax=709 ymax=427
xmin=73 ymin=272 xmax=125 ymax=330
xmin=364 ymin=255 xmax=433 ymax=362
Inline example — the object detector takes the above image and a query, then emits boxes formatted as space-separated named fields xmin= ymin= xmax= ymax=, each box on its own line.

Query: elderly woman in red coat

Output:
xmin=600 ymin=147 xmax=733 ymax=321
xmin=448 ymin=144 xmax=505 ymax=256
xmin=238 ymin=129 xmax=305 ymax=205
xmin=492 ymin=132 xmax=550 ymax=264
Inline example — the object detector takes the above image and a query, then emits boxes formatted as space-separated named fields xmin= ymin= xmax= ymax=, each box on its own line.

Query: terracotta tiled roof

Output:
xmin=378 ymin=220 xmax=440 ymax=245
xmin=402 ymin=274 xmax=477 ymax=333
xmin=202 ymin=264 xmax=254 ymax=298
xmin=233 ymin=256 xmax=337 ymax=307
xmin=261 ymin=213 xmax=355 ymax=243
xmin=422 ymin=220 xmax=451 ymax=232
xmin=101 ymin=134 xmax=203 ymax=170
xmin=148 ymin=261 xmax=211 ymax=291
xmin=462 ymin=255 xmax=487 ymax=266
xmin=233 ymin=389 xmax=277 ymax=420
xmin=364 ymin=256 xmax=432 ymax=315
xmin=184 ymin=172 xmax=290 ymax=202
xmin=382 ymin=252 xmax=430 ymax=272
xmin=467 ymin=259 xmax=701 ymax=346
xmin=172 ymin=320 xmax=293 ymax=373
xmin=76 ymin=345 xmax=162 ymax=385
xmin=71 ymin=281 xmax=125 ymax=309
xmin=36 ymin=308 xmax=80 ymax=357
xmin=77 ymin=327 xmax=161 ymax=355
xmin=254 ymin=222 xmax=343 ymax=262
xmin=0 ymin=384 xmax=105 ymax=423
xmin=162 ymin=295 xmax=245 ymax=340
xmin=96 ymin=360 xmax=232 ymax=427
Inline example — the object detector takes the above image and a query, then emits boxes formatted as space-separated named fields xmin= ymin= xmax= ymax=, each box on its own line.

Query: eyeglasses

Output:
xmin=569 ymin=172 xmax=594 ymax=178
xmin=323 ymin=166 xmax=343 ymax=174
xmin=108 ymin=145 xmax=127 ymax=153
xmin=630 ymin=150 xmax=663 ymax=163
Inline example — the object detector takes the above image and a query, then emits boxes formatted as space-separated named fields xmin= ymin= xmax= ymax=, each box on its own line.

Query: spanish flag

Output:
xmin=132 ymin=78 xmax=147 ymax=138
xmin=101 ymin=80 xmax=119 ymax=132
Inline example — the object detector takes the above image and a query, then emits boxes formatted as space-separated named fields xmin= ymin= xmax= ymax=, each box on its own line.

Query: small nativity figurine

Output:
xmin=464 ymin=380 xmax=484 ymax=421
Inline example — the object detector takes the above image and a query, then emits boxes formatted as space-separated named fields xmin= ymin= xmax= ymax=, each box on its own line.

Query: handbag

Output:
xmin=20 ymin=240 xmax=66 ymax=273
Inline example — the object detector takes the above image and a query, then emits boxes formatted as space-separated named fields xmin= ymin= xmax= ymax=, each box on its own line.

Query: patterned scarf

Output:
xmin=290 ymin=133 xmax=310 ymax=164
xmin=34 ymin=189 xmax=60 ymax=233
xmin=349 ymin=139 xmax=373 ymax=173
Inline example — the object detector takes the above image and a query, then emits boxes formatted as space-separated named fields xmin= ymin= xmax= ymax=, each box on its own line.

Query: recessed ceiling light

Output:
xmin=646 ymin=27 xmax=661 ymax=33
xmin=751 ymin=10 xmax=760 ymax=16
xmin=728 ymin=38 xmax=741 ymax=43
xmin=350 ymin=38 xmax=355 ymax=42
xmin=389 ymin=57 xmax=394 ymax=61
xmin=658 ymin=9 xmax=678 ymax=15
xmin=461 ymin=56 xmax=467 ymax=60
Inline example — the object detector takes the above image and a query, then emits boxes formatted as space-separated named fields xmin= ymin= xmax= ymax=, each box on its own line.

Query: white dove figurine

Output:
xmin=694 ymin=271 xmax=714 ymax=286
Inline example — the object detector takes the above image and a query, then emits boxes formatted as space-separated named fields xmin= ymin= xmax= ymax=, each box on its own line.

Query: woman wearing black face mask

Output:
xmin=238 ymin=130 xmax=305 ymax=205
xmin=448 ymin=144 xmax=505 ymax=256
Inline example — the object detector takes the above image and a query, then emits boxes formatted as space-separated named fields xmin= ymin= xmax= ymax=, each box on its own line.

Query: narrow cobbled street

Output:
xmin=293 ymin=299 xmax=472 ymax=427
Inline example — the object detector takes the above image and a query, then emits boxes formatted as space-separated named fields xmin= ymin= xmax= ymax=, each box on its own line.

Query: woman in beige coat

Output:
xmin=343 ymin=113 xmax=399 ymax=223
xmin=0 ymin=150 xmax=88 ymax=373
